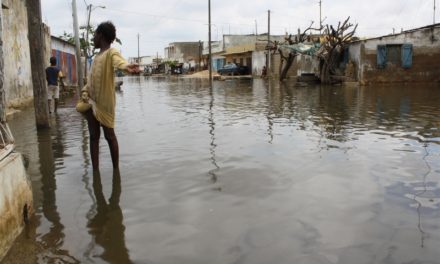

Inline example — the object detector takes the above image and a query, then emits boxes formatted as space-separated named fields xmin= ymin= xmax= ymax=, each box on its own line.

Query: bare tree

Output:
xmin=267 ymin=22 xmax=320 ymax=81
xmin=317 ymin=17 xmax=357 ymax=84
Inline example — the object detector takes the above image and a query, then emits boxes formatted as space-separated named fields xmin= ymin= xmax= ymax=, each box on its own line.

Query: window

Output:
xmin=386 ymin=45 xmax=401 ymax=66
xmin=376 ymin=44 xmax=413 ymax=69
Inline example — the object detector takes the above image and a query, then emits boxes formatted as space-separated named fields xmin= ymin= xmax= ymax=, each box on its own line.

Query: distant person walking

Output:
xmin=45 ymin=56 xmax=63 ymax=113
xmin=82 ymin=21 xmax=139 ymax=171
xmin=261 ymin=65 xmax=267 ymax=78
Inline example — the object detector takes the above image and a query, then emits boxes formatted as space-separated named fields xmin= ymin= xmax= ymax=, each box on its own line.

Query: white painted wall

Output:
xmin=252 ymin=51 xmax=266 ymax=76
xmin=295 ymin=54 xmax=320 ymax=76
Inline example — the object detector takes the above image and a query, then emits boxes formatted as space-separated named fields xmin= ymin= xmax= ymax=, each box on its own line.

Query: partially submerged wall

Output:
xmin=349 ymin=25 xmax=440 ymax=84
xmin=0 ymin=153 xmax=33 ymax=261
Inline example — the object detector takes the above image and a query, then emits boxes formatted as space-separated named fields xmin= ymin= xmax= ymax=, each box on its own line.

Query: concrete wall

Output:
xmin=295 ymin=54 xmax=320 ymax=76
xmin=2 ymin=0 xmax=33 ymax=109
xmin=165 ymin=42 xmax=201 ymax=63
xmin=349 ymin=24 xmax=440 ymax=84
xmin=0 ymin=153 xmax=33 ymax=261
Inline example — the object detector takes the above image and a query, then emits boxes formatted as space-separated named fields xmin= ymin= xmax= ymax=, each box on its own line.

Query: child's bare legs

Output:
xmin=85 ymin=110 xmax=119 ymax=170
xmin=103 ymin=126 xmax=119 ymax=169
xmin=85 ymin=110 xmax=101 ymax=171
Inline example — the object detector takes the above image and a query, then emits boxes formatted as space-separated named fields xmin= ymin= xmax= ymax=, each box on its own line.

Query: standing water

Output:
xmin=3 ymin=77 xmax=440 ymax=264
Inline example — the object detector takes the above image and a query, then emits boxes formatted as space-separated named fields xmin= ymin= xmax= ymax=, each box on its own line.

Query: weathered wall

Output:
xmin=0 ymin=153 xmax=33 ymax=261
xmin=2 ymin=0 xmax=33 ymax=109
xmin=167 ymin=42 xmax=201 ymax=63
xmin=50 ymin=37 xmax=77 ymax=86
xmin=295 ymin=54 xmax=320 ymax=76
xmin=349 ymin=25 xmax=440 ymax=84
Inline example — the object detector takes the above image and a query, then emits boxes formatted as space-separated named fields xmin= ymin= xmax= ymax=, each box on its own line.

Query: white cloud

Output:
xmin=42 ymin=0 xmax=439 ymax=58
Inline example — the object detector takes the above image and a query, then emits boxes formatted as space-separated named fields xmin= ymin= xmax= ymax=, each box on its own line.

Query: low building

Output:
xmin=202 ymin=34 xmax=286 ymax=76
xmin=348 ymin=23 xmax=440 ymax=85
xmin=128 ymin=55 xmax=163 ymax=72
xmin=164 ymin=42 xmax=202 ymax=71
xmin=49 ymin=36 xmax=78 ymax=86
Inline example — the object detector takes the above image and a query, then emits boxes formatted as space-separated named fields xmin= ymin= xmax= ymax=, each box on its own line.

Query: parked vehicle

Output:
xmin=217 ymin=63 xmax=249 ymax=76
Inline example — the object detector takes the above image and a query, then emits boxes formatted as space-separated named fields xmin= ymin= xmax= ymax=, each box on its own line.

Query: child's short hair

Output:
xmin=96 ymin=21 xmax=116 ymax=43
xmin=50 ymin=56 xmax=57 ymax=65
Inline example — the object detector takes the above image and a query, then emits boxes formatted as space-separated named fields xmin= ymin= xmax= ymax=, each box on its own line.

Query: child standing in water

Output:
xmin=83 ymin=21 xmax=139 ymax=171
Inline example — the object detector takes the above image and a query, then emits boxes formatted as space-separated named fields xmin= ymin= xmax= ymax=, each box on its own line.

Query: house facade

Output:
xmin=348 ymin=23 xmax=440 ymax=84
xmin=164 ymin=42 xmax=202 ymax=70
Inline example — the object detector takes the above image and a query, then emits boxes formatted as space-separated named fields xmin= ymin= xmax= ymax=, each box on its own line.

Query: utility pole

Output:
xmin=26 ymin=0 xmax=50 ymax=128
xmin=84 ymin=4 xmax=104 ymax=81
xmin=208 ymin=0 xmax=212 ymax=86
xmin=267 ymin=10 xmax=271 ymax=76
xmin=85 ymin=4 xmax=91 ymax=81
xmin=198 ymin=40 xmax=202 ymax=71
xmin=319 ymin=0 xmax=322 ymax=34
xmin=434 ymin=0 xmax=437 ymax=24
xmin=255 ymin=20 xmax=258 ymax=35
xmin=137 ymin=33 xmax=140 ymax=64
xmin=72 ymin=0 xmax=83 ymax=94
xmin=0 ymin=1 xmax=6 ymax=123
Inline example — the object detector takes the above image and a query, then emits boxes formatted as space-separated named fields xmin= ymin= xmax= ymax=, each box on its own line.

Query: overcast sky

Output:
xmin=41 ymin=0 xmax=438 ymax=58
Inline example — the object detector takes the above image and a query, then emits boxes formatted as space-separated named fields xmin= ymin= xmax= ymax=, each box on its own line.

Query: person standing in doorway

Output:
xmin=83 ymin=21 xmax=139 ymax=171
xmin=45 ymin=57 xmax=62 ymax=113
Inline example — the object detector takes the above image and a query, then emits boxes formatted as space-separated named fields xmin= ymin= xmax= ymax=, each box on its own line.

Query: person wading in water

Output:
xmin=82 ymin=21 xmax=139 ymax=171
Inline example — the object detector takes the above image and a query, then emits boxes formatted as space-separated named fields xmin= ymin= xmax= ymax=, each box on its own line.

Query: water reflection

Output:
xmin=208 ymin=85 xmax=219 ymax=185
xmin=37 ymin=128 xmax=79 ymax=263
xmin=86 ymin=170 xmax=132 ymax=264
xmin=4 ymin=79 xmax=440 ymax=264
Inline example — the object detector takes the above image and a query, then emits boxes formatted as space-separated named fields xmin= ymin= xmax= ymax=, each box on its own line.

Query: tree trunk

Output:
xmin=280 ymin=53 xmax=296 ymax=81
xmin=26 ymin=0 xmax=50 ymax=128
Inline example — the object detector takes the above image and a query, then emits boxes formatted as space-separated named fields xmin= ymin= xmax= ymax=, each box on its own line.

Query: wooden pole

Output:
xmin=267 ymin=10 xmax=271 ymax=76
xmin=72 ymin=0 xmax=83 ymax=93
xmin=0 ymin=2 xmax=6 ymax=123
xmin=137 ymin=33 xmax=140 ymax=63
xmin=208 ymin=0 xmax=212 ymax=86
xmin=26 ymin=0 xmax=50 ymax=128
xmin=84 ymin=4 xmax=91 ymax=81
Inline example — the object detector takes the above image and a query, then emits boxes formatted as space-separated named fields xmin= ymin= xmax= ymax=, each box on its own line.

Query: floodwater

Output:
xmin=3 ymin=77 xmax=440 ymax=264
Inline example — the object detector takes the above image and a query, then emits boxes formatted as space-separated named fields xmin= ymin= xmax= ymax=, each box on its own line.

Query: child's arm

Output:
xmin=111 ymin=49 xmax=139 ymax=73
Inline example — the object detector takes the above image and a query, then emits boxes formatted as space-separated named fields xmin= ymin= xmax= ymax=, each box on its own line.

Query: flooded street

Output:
xmin=3 ymin=77 xmax=440 ymax=264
